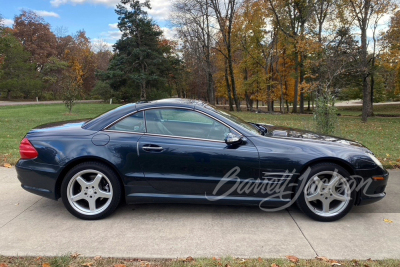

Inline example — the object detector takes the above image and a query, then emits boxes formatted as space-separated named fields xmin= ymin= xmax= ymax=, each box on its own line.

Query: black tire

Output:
xmin=296 ymin=163 xmax=356 ymax=222
xmin=61 ymin=162 xmax=122 ymax=220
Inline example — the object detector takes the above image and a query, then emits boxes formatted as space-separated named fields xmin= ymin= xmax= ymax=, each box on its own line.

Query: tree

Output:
xmin=172 ymin=0 xmax=216 ymax=104
xmin=61 ymin=62 xmax=84 ymax=113
xmin=0 ymin=33 xmax=42 ymax=99
xmin=101 ymin=0 xmax=175 ymax=101
xmin=64 ymin=31 xmax=97 ymax=95
xmin=13 ymin=10 xmax=57 ymax=71
xmin=380 ymin=10 xmax=400 ymax=101
xmin=266 ymin=0 xmax=313 ymax=113
xmin=347 ymin=0 xmax=396 ymax=122
xmin=210 ymin=0 xmax=242 ymax=111
xmin=41 ymin=57 xmax=69 ymax=99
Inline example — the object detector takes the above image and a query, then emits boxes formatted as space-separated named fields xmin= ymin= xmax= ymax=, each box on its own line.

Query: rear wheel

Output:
xmin=296 ymin=163 xmax=356 ymax=222
xmin=61 ymin=162 xmax=122 ymax=220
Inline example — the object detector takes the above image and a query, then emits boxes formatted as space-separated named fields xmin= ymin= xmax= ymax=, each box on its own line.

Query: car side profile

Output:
xmin=16 ymin=98 xmax=389 ymax=221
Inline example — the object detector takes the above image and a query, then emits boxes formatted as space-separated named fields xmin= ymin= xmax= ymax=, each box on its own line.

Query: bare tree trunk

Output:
xmin=293 ymin=50 xmax=299 ymax=113
xmin=224 ymin=59 xmax=234 ymax=111
xmin=361 ymin=16 xmax=371 ymax=122
xmin=228 ymin=48 xmax=241 ymax=111
xmin=205 ymin=0 xmax=215 ymax=105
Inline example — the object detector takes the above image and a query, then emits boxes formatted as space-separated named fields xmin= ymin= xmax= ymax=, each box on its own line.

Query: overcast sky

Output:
xmin=0 ymin=0 xmax=176 ymax=49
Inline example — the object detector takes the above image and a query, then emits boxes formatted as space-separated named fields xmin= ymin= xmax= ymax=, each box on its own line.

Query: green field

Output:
xmin=0 ymin=104 xmax=119 ymax=165
xmin=337 ymin=103 xmax=400 ymax=116
xmin=0 ymin=103 xmax=399 ymax=168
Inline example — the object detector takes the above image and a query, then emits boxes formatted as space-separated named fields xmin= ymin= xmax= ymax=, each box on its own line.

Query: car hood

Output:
xmin=258 ymin=123 xmax=369 ymax=151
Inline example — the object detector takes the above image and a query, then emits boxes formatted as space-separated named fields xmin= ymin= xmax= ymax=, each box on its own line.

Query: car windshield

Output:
xmin=203 ymin=105 xmax=261 ymax=135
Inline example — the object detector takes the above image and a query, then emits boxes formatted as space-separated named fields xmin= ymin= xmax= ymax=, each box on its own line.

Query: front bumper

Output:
xmin=354 ymin=168 xmax=389 ymax=206
xmin=15 ymin=160 xmax=61 ymax=200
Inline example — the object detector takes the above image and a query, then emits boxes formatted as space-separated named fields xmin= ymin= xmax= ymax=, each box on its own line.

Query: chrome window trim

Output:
xmin=103 ymin=106 xmax=244 ymax=141
xmin=104 ymin=129 xmax=227 ymax=143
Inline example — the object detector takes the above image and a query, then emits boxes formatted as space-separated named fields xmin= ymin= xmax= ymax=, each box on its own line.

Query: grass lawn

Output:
xmin=0 ymin=103 xmax=399 ymax=168
xmin=1 ymin=255 xmax=400 ymax=267
xmin=337 ymin=103 xmax=400 ymax=116
xmin=0 ymin=103 xmax=119 ymax=165
xmin=232 ymin=112 xmax=400 ymax=168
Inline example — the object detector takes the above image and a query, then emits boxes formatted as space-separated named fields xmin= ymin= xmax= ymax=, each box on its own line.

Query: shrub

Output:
xmin=314 ymin=91 xmax=338 ymax=135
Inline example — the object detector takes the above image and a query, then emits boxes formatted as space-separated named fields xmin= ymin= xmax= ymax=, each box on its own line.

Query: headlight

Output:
xmin=366 ymin=152 xmax=383 ymax=169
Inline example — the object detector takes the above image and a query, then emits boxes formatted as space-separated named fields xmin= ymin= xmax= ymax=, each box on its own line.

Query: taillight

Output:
xmin=19 ymin=138 xmax=38 ymax=160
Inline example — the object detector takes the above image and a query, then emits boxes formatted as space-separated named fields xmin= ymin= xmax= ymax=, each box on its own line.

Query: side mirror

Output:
xmin=224 ymin=133 xmax=243 ymax=146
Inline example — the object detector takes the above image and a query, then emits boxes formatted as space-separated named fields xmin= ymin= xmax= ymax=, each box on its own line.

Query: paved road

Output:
xmin=335 ymin=100 xmax=400 ymax=107
xmin=0 ymin=100 xmax=103 ymax=107
xmin=0 ymin=167 xmax=399 ymax=260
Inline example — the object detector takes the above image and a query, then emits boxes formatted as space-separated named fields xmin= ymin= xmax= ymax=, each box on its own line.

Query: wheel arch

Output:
xmin=55 ymin=156 xmax=125 ymax=200
xmin=298 ymin=157 xmax=356 ymax=177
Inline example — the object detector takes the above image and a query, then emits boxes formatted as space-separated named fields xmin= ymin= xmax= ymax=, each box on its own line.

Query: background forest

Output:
xmin=1 ymin=0 xmax=400 ymax=122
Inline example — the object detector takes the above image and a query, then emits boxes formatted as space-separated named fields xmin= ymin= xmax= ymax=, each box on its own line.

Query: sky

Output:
xmin=0 ymin=0 xmax=176 ymax=49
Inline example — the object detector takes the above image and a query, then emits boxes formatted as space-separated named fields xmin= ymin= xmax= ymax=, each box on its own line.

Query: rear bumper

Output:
xmin=15 ymin=160 xmax=61 ymax=200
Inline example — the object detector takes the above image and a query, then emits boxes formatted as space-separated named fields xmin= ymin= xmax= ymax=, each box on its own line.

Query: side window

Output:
xmin=108 ymin=111 xmax=145 ymax=133
xmin=145 ymin=108 xmax=231 ymax=141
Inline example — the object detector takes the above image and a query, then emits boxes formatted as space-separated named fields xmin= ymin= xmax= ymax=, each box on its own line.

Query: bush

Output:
xmin=314 ymin=91 xmax=338 ymax=135
xmin=91 ymin=81 xmax=114 ymax=101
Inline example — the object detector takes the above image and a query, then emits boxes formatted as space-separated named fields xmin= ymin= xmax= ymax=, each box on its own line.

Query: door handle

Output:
xmin=142 ymin=145 xmax=164 ymax=152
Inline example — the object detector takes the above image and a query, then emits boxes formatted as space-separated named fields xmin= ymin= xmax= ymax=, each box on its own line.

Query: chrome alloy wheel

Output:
xmin=304 ymin=171 xmax=351 ymax=217
xmin=66 ymin=169 xmax=113 ymax=216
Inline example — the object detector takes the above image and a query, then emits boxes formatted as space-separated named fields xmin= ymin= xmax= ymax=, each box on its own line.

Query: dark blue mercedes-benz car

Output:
xmin=16 ymin=98 xmax=388 ymax=221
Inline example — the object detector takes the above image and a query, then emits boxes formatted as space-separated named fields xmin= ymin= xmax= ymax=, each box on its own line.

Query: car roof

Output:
xmin=83 ymin=98 xmax=209 ymax=131
xmin=135 ymin=98 xmax=206 ymax=109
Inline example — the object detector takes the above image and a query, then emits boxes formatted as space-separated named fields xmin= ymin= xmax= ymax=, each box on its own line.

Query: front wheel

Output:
xmin=61 ymin=162 xmax=122 ymax=220
xmin=296 ymin=163 xmax=356 ymax=222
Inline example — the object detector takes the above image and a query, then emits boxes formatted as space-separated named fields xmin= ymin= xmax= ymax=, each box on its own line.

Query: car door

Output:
xmin=105 ymin=111 xmax=146 ymax=183
xmin=138 ymin=108 xmax=260 ymax=197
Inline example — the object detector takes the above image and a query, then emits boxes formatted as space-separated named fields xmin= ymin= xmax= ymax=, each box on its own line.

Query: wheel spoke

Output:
xmin=71 ymin=192 xmax=84 ymax=202
xmin=97 ymin=189 xmax=112 ymax=199
xmin=329 ymin=172 xmax=341 ymax=188
xmin=87 ymin=198 xmax=97 ymax=211
xmin=313 ymin=176 xmax=323 ymax=185
xmin=313 ymin=176 xmax=328 ymax=191
xmin=332 ymin=191 xmax=349 ymax=202
xmin=76 ymin=176 xmax=89 ymax=188
xmin=321 ymin=199 xmax=331 ymax=213
xmin=92 ymin=174 xmax=103 ymax=188
xmin=306 ymin=192 xmax=321 ymax=202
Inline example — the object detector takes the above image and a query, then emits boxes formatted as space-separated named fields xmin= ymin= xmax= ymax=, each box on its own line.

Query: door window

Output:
xmin=145 ymin=109 xmax=231 ymax=141
xmin=108 ymin=111 xmax=145 ymax=133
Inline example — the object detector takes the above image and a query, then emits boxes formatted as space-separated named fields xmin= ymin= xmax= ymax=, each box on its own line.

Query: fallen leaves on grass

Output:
xmin=0 ymin=263 xmax=9 ymax=267
xmin=384 ymin=219 xmax=393 ymax=223
xmin=185 ymin=256 xmax=194 ymax=262
xmin=71 ymin=253 xmax=80 ymax=259
xmin=42 ymin=263 xmax=51 ymax=267
xmin=81 ymin=262 xmax=94 ymax=267
xmin=286 ymin=255 xmax=299 ymax=263
xmin=271 ymin=263 xmax=281 ymax=267
xmin=3 ymin=163 xmax=11 ymax=168
xmin=94 ymin=256 xmax=102 ymax=261
xmin=316 ymin=256 xmax=341 ymax=266
xmin=139 ymin=261 xmax=151 ymax=267
xmin=114 ymin=264 xmax=126 ymax=267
